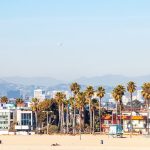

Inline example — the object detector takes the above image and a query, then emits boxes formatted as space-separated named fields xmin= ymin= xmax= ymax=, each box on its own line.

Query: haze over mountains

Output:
xmin=0 ymin=75 xmax=149 ymax=97
xmin=1 ymin=74 xmax=150 ymax=87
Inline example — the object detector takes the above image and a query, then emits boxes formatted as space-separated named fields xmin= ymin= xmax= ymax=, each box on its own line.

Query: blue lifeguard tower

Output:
xmin=109 ymin=124 xmax=123 ymax=138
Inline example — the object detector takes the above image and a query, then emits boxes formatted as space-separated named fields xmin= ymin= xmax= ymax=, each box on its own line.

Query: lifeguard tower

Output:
xmin=109 ymin=124 xmax=123 ymax=138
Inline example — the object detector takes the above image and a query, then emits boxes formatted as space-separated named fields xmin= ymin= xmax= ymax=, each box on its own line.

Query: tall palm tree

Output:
xmin=69 ymin=96 xmax=76 ymax=133
xmin=61 ymin=95 xmax=66 ymax=131
xmin=97 ymin=86 xmax=105 ymax=133
xmin=0 ymin=96 xmax=8 ymax=104
xmin=85 ymin=86 xmax=94 ymax=134
xmin=127 ymin=81 xmax=136 ymax=137
xmin=76 ymin=92 xmax=86 ymax=137
xmin=64 ymin=99 xmax=69 ymax=134
xmin=141 ymin=82 xmax=150 ymax=135
xmin=55 ymin=92 xmax=65 ymax=132
xmin=31 ymin=98 xmax=39 ymax=130
xmin=70 ymin=82 xmax=80 ymax=134
xmin=91 ymin=98 xmax=98 ymax=134
xmin=112 ymin=85 xmax=125 ymax=124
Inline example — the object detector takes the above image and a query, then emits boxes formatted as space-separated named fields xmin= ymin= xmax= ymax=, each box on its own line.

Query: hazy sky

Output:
xmin=0 ymin=0 xmax=150 ymax=80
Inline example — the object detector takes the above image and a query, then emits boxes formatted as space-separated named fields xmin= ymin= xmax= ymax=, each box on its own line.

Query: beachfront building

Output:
xmin=0 ymin=109 xmax=15 ymax=134
xmin=101 ymin=111 xmax=148 ymax=134
xmin=15 ymin=108 xmax=34 ymax=131
xmin=122 ymin=111 xmax=147 ymax=133
xmin=0 ymin=104 xmax=16 ymax=134
xmin=0 ymin=102 xmax=35 ymax=134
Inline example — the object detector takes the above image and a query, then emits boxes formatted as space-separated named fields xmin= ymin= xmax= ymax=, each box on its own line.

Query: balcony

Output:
xmin=15 ymin=125 xmax=30 ymax=130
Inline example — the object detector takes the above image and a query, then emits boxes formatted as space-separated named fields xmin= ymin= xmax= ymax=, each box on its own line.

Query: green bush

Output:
xmin=48 ymin=125 xmax=59 ymax=134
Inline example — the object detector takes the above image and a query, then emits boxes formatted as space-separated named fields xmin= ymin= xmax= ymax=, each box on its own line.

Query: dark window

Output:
xmin=10 ymin=112 xmax=13 ymax=119
xmin=21 ymin=113 xmax=31 ymax=126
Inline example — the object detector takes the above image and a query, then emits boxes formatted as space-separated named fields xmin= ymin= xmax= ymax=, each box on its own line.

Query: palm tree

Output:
xmin=91 ymin=98 xmax=98 ymax=134
xmin=64 ymin=99 xmax=69 ymax=134
xmin=69 ymin=96 xmax=76 ymax=133
xmin=38 ymin=99 xmax=52 ymax=111
xmin=61 ymin=95 xmax=66 ymax=132
xmin=16 ymin=98 xmax=24 ymax=107
xmin=97 ymin=86 xmax=105 ymax=133
xmin=0 ymin=96 xmax=8 ymax=104
xmin=141 ymin=82 xmax=150 ymax=135
xmin=85 ymin=86 xmax=94 ymax=134
xmin=31 ymin=98 xmax=39 ymax=130
xmin=112 ymin=85 xmax=125 ymax=124
xmin=55 ymin=92 xmax=66 ymax=132
xmin=76 ymin=92 xmax=86 ymax=139
xmin=70 ymin=82 xmax=80 ymax=134
xmin=127 ymin=81 xmax=136 ymax=137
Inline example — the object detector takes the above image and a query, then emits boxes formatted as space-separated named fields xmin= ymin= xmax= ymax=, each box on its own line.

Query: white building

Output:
xmin=0 ymin=109 xmax=15 ymax=134
xmin=34 ymin=89 xmax=45 ymax=101
xmin=0 ymin=103 xmax=35 ymax=134
xmin=0 ymin=104 xmax=16 ymax=134
xmin=51 ymin=90 xmax=71 ymax=99
xmin=122 ymin=96 xmax=130 ymax=105
xmin=137 ymin=90 xmax=144 ymax=102
xmin=122 ymin=111 xmax=148 ymax=133
xmin=15 ymin=108 xmax=34 ymax=131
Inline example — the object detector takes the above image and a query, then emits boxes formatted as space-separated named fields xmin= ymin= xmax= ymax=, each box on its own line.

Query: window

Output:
xmin=21 ymin=113 xmax=31 ymax=126
xmin=10 ymin=112 xmax=13 ymax=119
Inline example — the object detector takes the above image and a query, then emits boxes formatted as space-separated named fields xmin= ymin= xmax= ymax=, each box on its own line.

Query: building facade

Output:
xmin=34 ymin=89 xmax=45 ymax=101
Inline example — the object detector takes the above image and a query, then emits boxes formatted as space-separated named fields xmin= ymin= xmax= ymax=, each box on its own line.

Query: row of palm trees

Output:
xmin=109 ymin=82 xmax=150 ymax=136
xmin=0 ymin=81 xmax=150 ymax=135
xmin=52 ymin=81 xmax=150 ymax=135
xmin=0 ymin=96 xmax=24 ymax=107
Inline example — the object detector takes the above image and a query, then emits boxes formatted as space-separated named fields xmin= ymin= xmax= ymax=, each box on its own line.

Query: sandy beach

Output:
xmin=0 ymin=134 xmax=150 ymax=150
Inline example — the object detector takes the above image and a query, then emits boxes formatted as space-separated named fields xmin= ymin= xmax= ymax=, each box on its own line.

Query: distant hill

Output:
xmin=0 ymin=79 xmax=18 ymax=96
xmin=0 ymin=75 xmax=149 ymax=97
xmin=2 ymin=77 xmax=63 ymax=87
xmin=1 ymin=75 xmax=150 ymax=87
xmin=73 ymin=75 xmax=150 ymax=86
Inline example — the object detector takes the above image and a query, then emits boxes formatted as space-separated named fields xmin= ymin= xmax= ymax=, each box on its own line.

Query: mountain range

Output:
xmin=1 ymin=75 xmax=150 ymax=87
xmin=0 ymin=75 xmax=149 ymax=97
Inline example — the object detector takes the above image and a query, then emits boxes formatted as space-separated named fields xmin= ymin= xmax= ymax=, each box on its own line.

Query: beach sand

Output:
xmin=0 ymin=134 xmax=150 ymax=150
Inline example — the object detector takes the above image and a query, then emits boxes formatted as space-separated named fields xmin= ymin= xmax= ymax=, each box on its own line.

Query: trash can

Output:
xmin=100 ymin=140 xmax=103 ymax=144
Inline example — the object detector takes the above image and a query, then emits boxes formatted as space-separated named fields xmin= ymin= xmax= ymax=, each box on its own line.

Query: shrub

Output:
xmin=48 ymin=125 xmax=59 ymax=134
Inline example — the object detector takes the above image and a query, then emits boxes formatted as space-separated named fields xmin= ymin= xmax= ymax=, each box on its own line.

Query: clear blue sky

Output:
xmin=0 ymin=0 xmax=150 ymax=80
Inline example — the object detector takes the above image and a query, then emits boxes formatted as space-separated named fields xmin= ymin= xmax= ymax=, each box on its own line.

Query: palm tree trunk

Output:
xmin=89 ymin=98 xmax=92 ymax=134
xmin=35 ymin=111 xmax=38 ymax=131
xmin=120 ymin=103 xmax=122 ymax=125
xmin=61 ymin=103 xmax=64 ymax=133
xmin=58 ymin=104 xmax=61 ymax=131
xmin=147 ymin=100 xmax=150 ymax=135
xmin=66 ymin=104 xmax=69 ymax=134
xmin=73 ymin=106 xmax=76 ymax=134
xmin=62 ymin=103 xmax=64 ymax=126
xmin=79 ymin=108 xmax=82 ymax=140
xmin=130 ymin=93 xmax=133 ymax=138
xmin=116 ymin=103 xmax=118 ymax=124
xmin=81 ymin=107 xmax=85 ymax=132
xmin=93 ymin=110 xmax=95 ymax=134
xmin=99 ymin=98 xmax=101 ymax=133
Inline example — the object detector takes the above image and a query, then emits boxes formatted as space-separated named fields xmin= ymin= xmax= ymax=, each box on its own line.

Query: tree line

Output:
xmin=0 ymin=81 xmax=150 ymax=135
xmin=30 ymin=82 xmax=150 ymax=134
